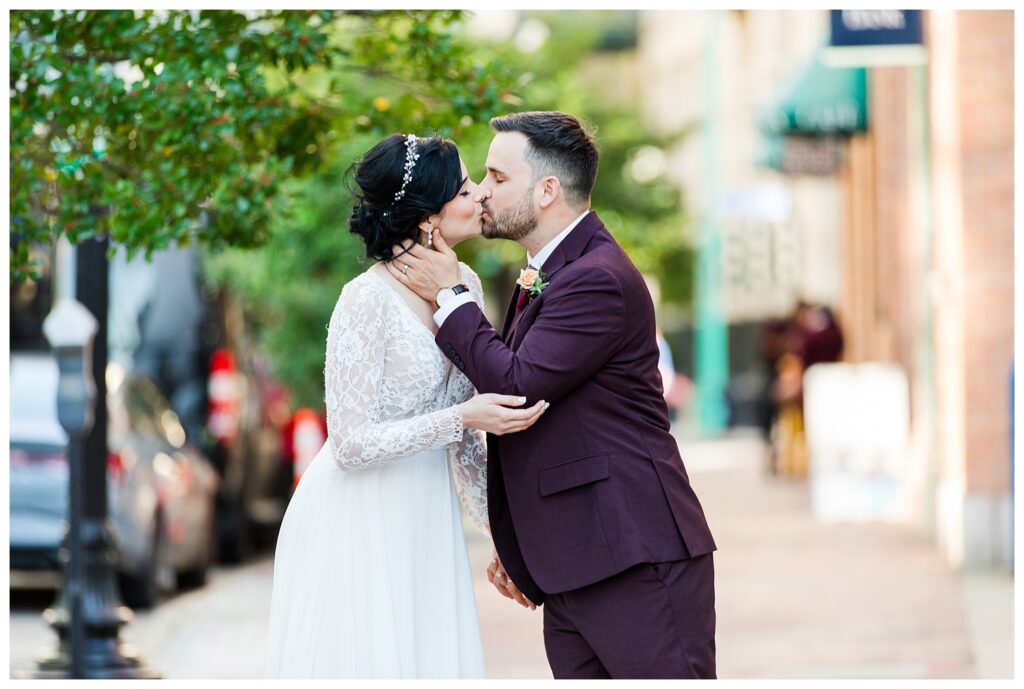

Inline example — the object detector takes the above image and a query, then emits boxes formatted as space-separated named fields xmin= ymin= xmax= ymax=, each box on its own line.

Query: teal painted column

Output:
xmin=695 ymin=10 xmax=729 ymax=434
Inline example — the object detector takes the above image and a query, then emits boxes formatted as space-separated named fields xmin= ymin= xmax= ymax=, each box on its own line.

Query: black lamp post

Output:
xmin=26 ymin=238 xmax=160 ymax=679
xmin=42 ymin=299 xmax=96 ymax=678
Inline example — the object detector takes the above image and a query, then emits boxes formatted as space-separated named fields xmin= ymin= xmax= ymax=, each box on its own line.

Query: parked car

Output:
xmin=116 ymin=246 xmax=291 ymax=561
xmin=9 ymin=353 xmax=220 ymax=608
xmin=12 ymin=243 xmax=291 ymax=566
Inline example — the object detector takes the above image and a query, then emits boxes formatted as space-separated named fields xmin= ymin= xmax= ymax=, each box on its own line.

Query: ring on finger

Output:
xmin=401 ymin=263 xmax=409 ymax=275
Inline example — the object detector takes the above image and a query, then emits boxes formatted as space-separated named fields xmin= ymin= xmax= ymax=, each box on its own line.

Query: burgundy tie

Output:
xmin=515 ymin=289 xmax=530 ymax=313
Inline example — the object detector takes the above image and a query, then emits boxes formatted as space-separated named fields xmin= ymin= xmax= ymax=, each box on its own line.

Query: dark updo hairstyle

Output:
xmin=347 ymin=133 xmax=464 ymax=261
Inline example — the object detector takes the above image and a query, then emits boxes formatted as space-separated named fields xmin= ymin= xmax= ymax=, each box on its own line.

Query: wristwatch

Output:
xmin=436 ymin=283 xmax=470 ymax=307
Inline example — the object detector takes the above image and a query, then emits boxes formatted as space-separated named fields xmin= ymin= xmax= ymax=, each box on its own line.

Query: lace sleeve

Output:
xmin=325 ymin=279 xmax=464 ymax=471
xmin=445 ymin=366 xmax=489 ymax=533
xmin=459 ymin=262 xmax=485 ymax=308
xmin=449 ymin=426 xmax=489 ymax=532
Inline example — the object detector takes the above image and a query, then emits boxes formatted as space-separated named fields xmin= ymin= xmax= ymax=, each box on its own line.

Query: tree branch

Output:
xmin=59 ymin=51 xmax=132 ymax=64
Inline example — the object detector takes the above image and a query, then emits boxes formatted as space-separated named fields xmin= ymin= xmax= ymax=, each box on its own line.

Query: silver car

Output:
xmin=9 ymin=353 xmax=220 ymax=608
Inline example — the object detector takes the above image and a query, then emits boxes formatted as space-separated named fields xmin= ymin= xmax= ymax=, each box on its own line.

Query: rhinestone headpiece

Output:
xmin=393 ymin=134 xmax=420 ymax=203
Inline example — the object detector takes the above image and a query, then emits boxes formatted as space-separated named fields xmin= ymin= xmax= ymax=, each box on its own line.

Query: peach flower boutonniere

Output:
xmin=516 ymin=268 xmax=549 ymax=298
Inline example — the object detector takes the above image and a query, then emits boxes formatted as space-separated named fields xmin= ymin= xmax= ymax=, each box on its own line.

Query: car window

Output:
xmin=130 ymin=376 xmax=186 ymax=447
xmin=9 ymin=354 xmax=67 ymax=446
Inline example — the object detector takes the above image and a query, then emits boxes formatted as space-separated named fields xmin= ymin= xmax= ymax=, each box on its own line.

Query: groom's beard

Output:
xmin=481 ymin=190 xmax=537 ymax=241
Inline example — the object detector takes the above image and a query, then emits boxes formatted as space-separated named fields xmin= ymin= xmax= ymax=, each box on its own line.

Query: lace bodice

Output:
xmin=324 ymin=263 xmax=488 ymax=530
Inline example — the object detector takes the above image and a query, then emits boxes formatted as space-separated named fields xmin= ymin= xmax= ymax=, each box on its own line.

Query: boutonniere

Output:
xmin=516 ymin=268 xmax=549 ymax=299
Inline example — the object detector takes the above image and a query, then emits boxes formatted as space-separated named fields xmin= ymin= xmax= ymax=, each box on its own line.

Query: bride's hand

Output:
xmin=488 ymin=549 xmax=537 ymax=610
xmin=457 ymin=394 xmax=548 ymax=435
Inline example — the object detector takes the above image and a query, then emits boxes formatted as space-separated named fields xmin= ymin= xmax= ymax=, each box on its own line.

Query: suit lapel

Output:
xmin=509 ymin=297 xmax=537 ymax=349
xmin=507 ymin=212 xmax=608 ymax=349
xmin=508 ymin=296 xmax=531 ymax=343
xmin=500 ymin=284 xmax=521 ymax=344
xmin=537 ymin=211 xmax=604 ymax=282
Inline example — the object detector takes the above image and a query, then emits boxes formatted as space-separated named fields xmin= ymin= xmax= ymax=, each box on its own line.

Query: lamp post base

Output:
xmin=23 ymin=642 xmax=161 ymax=680
xmin=21 ymin=518 xmax=162 ymax=679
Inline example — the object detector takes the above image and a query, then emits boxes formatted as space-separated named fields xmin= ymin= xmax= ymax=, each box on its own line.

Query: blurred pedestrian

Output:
xmin=768 ymin=301 xmax=843 ymax=478
xmin=757 ymin=317 xmax=790 ymax=452
xmin=772 ymin=351 xmax=808 ymax=478
xmin=795 ymin=302 xmax=844 ymax=368
xmin=641 ymin=274 xmax=688 ymax=422
xmin=657 ymin=328 xmax=675 ymax=394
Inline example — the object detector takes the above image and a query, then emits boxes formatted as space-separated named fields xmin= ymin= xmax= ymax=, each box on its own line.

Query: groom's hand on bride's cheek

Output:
xmin=388 ymin=239 xmax=462 ymax=301
xmin=385 ymin=241 xmax=432 ymax=300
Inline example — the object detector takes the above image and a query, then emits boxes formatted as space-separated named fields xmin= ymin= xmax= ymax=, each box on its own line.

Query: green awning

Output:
xmin=760 ymin=50 xmax=868 ymax=135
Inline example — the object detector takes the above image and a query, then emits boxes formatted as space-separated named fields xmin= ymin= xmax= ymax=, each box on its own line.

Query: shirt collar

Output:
xmin=527 ymin=210 xmax=591 ymax=270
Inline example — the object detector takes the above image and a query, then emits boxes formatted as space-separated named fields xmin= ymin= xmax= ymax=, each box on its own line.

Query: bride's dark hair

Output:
xmin=346 ymin=134 xmax=464 ymax=262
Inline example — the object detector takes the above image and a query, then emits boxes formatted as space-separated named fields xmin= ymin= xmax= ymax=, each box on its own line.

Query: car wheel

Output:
xmin=175 ymin=560 xmax=208 ymax=589
xmin=216 ymin=496 xmax=251 ymax=564
xmin=120 ymin=512 xmax=173 ymax=609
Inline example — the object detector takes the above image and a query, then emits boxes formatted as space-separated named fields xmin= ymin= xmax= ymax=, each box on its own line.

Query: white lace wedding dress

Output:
xmin=265 ymin=265 xmax=488 ymax=678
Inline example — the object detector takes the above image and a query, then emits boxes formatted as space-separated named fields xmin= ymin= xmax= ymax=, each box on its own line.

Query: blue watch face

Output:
xmin=451 ymin=284 xmax=470 ymax=296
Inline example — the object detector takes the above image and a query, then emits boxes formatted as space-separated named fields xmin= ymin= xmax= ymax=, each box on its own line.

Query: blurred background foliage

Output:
xmin=10 ymin=9 xmax=512 ymax=282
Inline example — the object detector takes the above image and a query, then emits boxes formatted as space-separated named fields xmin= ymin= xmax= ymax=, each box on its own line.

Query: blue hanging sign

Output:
xmin=830 ymin=10 xmax=923 ymax=47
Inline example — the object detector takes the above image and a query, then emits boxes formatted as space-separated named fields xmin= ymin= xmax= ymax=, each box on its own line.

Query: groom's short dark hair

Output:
xmin=490 ymin=111 xmax=598 ymax=211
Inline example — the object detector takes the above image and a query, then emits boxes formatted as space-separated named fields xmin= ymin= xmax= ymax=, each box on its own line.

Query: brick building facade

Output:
xmin=640 ymin=9 xmax=1013 ymax=569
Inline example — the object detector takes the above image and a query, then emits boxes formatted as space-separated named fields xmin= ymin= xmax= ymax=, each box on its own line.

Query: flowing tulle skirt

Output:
xmin=265 ymin=442 xmax=485 ymax=678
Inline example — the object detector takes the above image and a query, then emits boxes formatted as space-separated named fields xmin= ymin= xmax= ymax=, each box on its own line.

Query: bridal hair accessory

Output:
xmin=393 ymin=134 xmax=420 ymax=203
xmin=382 ymin=135 xmax=420 ymax=219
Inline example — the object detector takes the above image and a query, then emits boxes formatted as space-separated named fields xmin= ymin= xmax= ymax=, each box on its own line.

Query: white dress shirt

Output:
xmin=433 ymin=210 xmax=591 ymax=328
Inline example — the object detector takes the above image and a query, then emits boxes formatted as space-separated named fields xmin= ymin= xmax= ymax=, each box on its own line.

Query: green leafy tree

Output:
xmin=10 ymin=9 xmax=512 ymax=281
xmin=202 ymin=141 xmax=377 ymax=407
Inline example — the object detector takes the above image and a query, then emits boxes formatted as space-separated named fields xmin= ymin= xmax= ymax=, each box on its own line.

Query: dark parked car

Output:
xmin=12 ymin=243 xmax=291 ymax=566
xmin=9 ymin=353 xmax=220 ymax=608
xmin=119 ymin=246 xmax=290 ymax=561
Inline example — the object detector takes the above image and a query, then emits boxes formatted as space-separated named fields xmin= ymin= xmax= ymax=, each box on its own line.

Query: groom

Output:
xmin=388 ymin=111 xmax=717 ymax=679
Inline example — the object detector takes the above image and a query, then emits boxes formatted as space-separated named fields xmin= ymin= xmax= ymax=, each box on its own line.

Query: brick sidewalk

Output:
xmin=685 ymin=436 xmax=976 ymax=678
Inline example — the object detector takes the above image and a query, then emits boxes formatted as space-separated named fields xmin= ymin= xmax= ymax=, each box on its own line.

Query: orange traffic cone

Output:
xmin=293 ymin=408 xmax=325 ymax=489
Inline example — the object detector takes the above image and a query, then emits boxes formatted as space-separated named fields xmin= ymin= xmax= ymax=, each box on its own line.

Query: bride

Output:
xmin=265 ymin=134 xmax=547 ymax=678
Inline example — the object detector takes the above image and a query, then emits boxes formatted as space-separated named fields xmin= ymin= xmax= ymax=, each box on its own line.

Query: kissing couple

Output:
xmin=266 ymin=111 xmax=717 ymax=679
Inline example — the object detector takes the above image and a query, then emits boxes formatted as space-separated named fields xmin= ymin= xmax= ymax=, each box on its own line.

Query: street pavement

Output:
xmin=8 ymin=435 xmax=1014 ymax=679
xmin=682 ymin=435 xmax=1011 ymax=679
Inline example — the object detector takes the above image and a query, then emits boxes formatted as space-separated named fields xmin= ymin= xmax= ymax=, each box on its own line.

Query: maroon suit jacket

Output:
xmin=437 ymin=212 xmax=716 ymax=605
